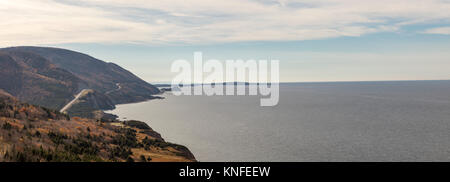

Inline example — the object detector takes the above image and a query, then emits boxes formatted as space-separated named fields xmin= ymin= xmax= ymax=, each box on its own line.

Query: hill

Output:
xmin=0 ymin=46 xmax=160 ymax=116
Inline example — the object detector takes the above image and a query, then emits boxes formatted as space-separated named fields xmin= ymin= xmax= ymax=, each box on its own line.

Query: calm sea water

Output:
xmin=107 ymin=81 xmax=450 ymax=161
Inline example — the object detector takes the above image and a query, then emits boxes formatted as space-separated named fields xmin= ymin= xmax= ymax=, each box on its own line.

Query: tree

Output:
xmin=2 ymin=122 xmax=12 ymax=130
xmin=140 ymin=155 xmax=147 ymax=162
xmin=34 ymin=131 xmax=41 ymax=137
xmin=126 ymin=156 xmax=134 ymax=162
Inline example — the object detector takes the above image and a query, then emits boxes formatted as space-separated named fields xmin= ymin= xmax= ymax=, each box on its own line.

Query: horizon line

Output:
xmin=151 ymin=79 xmax=450 ymax=85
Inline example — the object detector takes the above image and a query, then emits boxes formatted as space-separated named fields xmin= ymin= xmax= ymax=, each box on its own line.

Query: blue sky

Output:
xmin=1 ymin=0 xmax=450 ymax=82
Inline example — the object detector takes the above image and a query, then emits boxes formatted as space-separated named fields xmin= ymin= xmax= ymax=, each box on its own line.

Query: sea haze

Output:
xmin=107 ymin=80 xmax=450 ymax=161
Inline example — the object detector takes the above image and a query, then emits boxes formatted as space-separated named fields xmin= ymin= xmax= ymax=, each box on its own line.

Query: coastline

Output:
xmin=102 ymin=93 xmax=196 ymax=162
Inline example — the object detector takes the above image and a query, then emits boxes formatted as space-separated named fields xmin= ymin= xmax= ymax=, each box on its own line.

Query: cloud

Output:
xmin=0 ymin=0 xmax=450 ymax=46
xmin=423 ymin=26 xmax=450 ymax=35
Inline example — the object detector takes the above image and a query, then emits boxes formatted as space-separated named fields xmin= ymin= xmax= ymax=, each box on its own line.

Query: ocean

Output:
xmin=107 ymin=81 xmax=450 ymax=161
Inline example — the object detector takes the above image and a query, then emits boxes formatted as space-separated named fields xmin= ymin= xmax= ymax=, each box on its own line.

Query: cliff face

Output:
xmin=0 ymin=46 xmax=160 ymax=115
xmin=0 ymin=91 xmax=195 ymax=162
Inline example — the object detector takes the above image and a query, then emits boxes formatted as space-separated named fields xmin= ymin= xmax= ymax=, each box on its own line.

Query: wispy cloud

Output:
xmin=0 ymin=0 xmax=449 ymax=46
xmin=423 ymin=26 xmax=450 ymax=35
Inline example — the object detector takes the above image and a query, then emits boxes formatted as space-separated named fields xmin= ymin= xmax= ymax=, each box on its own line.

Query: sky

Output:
xmin=1 ymin=0 xmax=450 ymax=83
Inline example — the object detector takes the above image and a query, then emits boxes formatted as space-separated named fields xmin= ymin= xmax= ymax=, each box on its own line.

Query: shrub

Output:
xmin=2 ymin=122 xmax=12 ymax=130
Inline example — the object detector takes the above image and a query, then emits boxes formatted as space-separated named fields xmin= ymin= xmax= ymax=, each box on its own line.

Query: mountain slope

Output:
xmin=0 ymin=46 xmax=160 ymax=114
xmin=0 ymin=51 xmax=79 ymax=109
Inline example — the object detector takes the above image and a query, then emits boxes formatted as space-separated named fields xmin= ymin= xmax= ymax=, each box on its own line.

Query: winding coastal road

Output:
xmin=105 ymin=83 xmax=121 ymax=95
xmin=60 ymin=83 xmax=122 ymax=113
xmin=59 ymin=89 xmax=89 ymax=113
